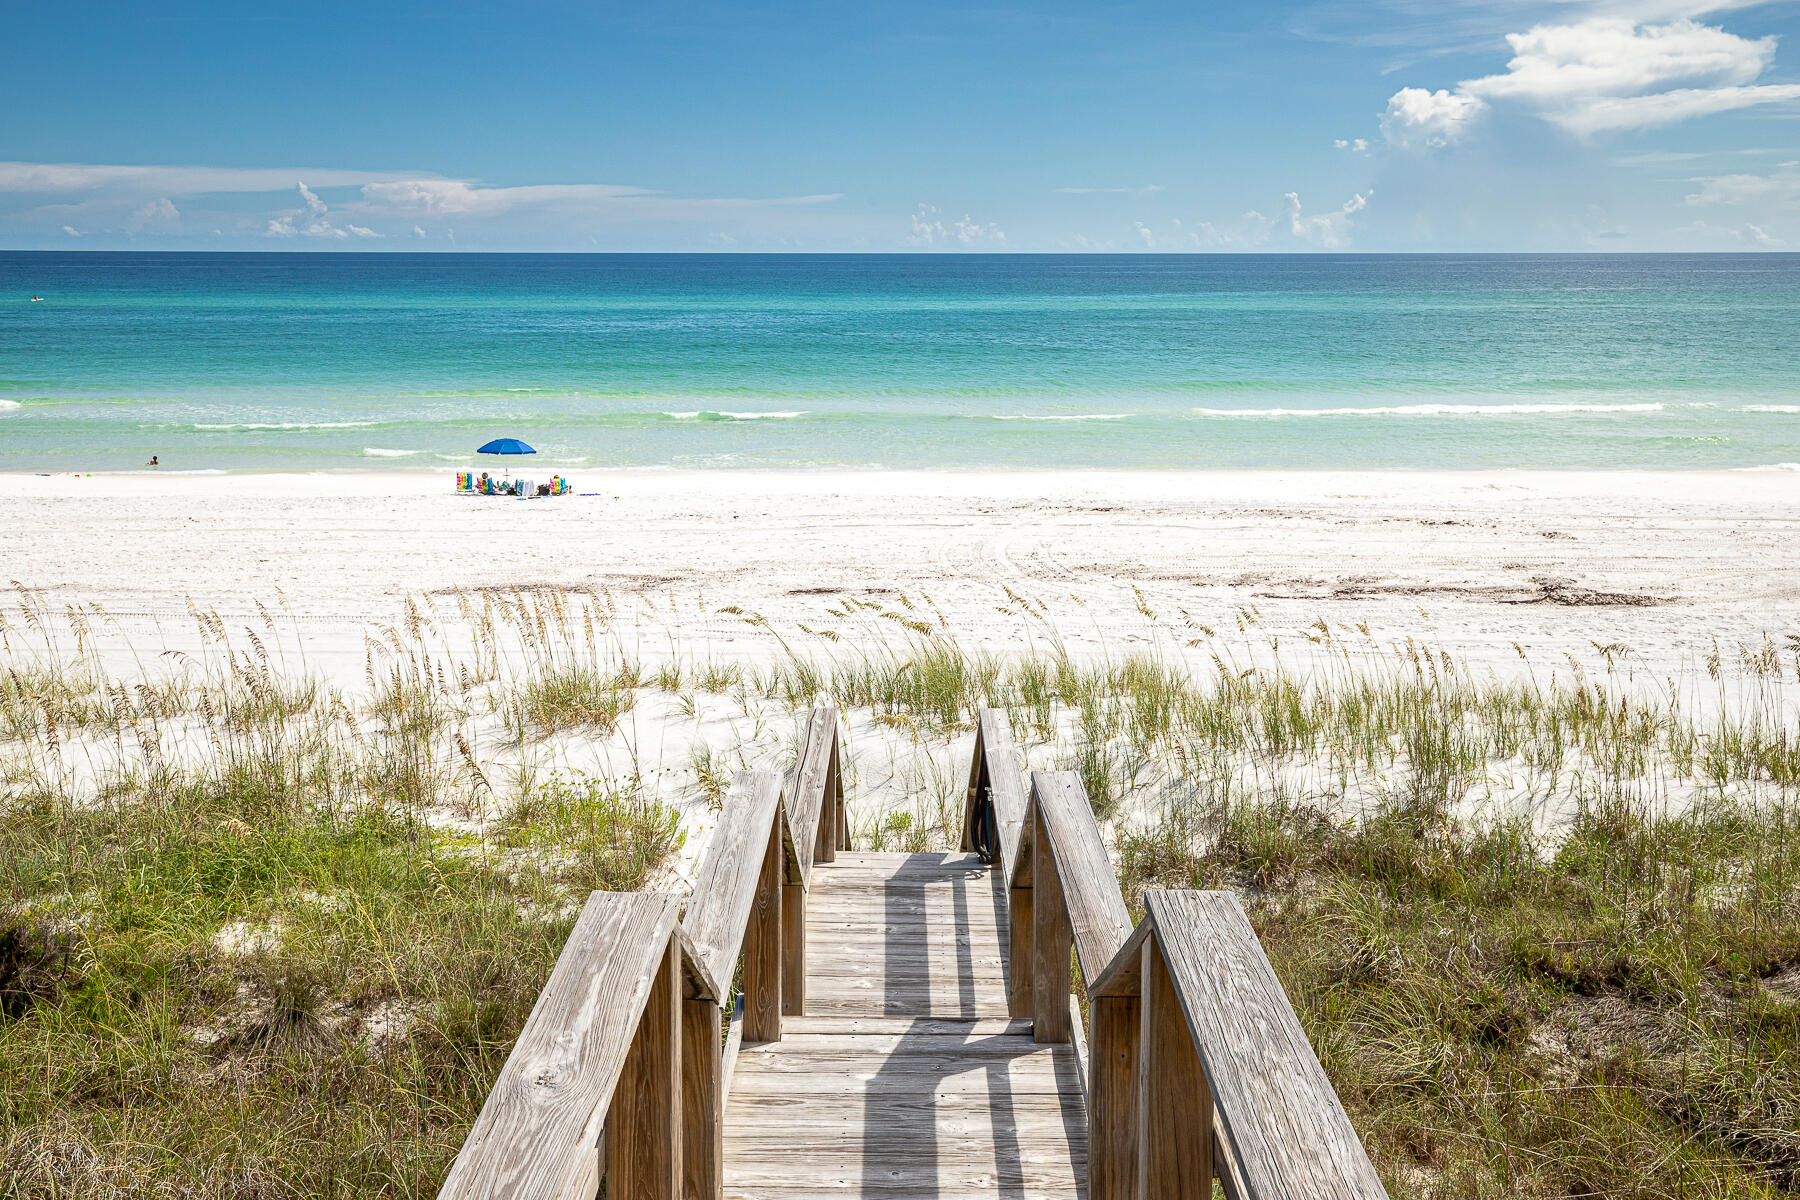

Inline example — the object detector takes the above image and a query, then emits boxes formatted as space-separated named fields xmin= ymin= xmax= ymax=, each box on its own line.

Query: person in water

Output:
xmin=146 ymin=455 xmax=159 ymax=469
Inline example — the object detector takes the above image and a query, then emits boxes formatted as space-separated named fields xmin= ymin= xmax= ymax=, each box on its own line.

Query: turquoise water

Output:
xmin=2 ymin=252 xmax=1798 ymax=471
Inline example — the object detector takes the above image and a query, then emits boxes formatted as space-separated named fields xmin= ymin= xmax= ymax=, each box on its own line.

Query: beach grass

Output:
xmin=3 ymin=585 xmax=1798 ymax=1196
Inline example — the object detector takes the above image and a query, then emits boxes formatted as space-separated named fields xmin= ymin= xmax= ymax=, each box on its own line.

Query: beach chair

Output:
xmin=456 ymin=472 xmax=473 ymax=492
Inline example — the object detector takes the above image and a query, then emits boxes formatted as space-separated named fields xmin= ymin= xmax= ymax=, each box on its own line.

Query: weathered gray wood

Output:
xmin=724 ymin=1091 xmax=1084 ymax=1137
xmin=782 ymin=880 xmax=806 ymax=1016
xmin=721 ymin=851 xmax=1087 ymax=1199
xmin=971 ymin=708 xmax=1032 ymax=883
xmin=438 ymin=892 xmax=680 ymax=1200
xmin=776 ymin=1015 xmax=1031 ymax=1036
xmin=1031 ymin=799 xmax=1073 ymax=1044
xmin=1032 ymin=771 xmax=1134 ymax=985
xmin=612 ymin=937 xmax=682 ymax=1200
xmin=1137 ymin=936 xmax=1209 ymax=1200
xmin=1008 ymin=882 xmax=1033 ymax=1018
xmin=682 ymin=995 xmax=723 ymax=1200
xmin=784 ymin=707 xmax=840 ymax=881
xmin=1086 ymin=918 xmax=1152 ymax=1000
xmin=1089 ymin=994 xmax=1140 ymax=1200
xmin=720 ymin=994 xmax=746 ymax=1100
xmin=683 ymin=770 xmax=786 ymax=996
xmin=1145 ymin=890 xmax=1389 ymax=1200
xmin=742 ymin=815 xmax=784 ymax=1042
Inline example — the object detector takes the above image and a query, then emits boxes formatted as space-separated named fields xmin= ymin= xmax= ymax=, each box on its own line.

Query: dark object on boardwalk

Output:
xmin=476 ymin=438 xmax=537 ymax=455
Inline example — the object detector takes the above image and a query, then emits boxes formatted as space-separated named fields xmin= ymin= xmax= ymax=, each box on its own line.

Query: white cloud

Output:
xmin=265 ymin=182 xmax=382 ymax=240
xmin=1055 ymin=184 xmax=1164 ymax=195
xmin=1668 ymin=217 xmax=1787 ymax=245
xmin=61 ymin=224 xmax=81 ymax=237
xmin=1134 ymin=220 xmax=1156 ymax=248
xmin=1285 ymin=190 xmax=1371 ymax=248
xmin=126 ymin=197 xmax=180 ymax=232
xmin=908 ymin=203 xmax=1006 ymax=247
xmin=1381 ymin=87 xmax=1487 ymax=146
xmin=412 ymin=225 xmax=426 ymax=238
xmin=0 ymin=162 xmax=414 ymax=195
xmin=1334 ymin=137 xmax=1372 ymax=152
xmin=1389 ymin=17 xmax=1800 ymax=142
xmin=1683 ymin=162 xmax=1800 ymax=205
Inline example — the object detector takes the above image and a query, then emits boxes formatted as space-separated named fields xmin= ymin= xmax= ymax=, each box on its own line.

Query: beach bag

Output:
xmin=967 ymin=782 xmax=1000 ymax=866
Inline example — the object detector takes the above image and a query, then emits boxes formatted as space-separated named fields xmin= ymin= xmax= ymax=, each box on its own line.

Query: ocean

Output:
xmin=2 ymin=251 xmax=1797 ymax=473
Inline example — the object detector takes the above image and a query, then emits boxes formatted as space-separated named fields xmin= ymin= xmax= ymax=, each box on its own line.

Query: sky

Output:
xmin=3 ymin=0 xmax=1799 ymax=252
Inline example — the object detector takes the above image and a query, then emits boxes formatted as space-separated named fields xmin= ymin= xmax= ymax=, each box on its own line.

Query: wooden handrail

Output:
xmin=683 ymin=770 xmax=786 ymax=1024
xmin=440 ymin=712 xmax=847 ymax=1200
xmin=437 ymin=891 xmax=700 ymax=1199
xmin=968 ymin=706 xmax=1390 ymax=1200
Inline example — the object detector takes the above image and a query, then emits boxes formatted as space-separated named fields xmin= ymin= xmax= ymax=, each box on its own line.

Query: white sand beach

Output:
xmin=8 ymin=466 xmax=1799 ymax=865
xmin=9 ymin=467 xmax=1800 ymax=677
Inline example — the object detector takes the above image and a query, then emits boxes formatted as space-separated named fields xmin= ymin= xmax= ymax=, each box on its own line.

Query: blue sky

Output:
xmin=4 ymin=0 xmax=1799 ymax=251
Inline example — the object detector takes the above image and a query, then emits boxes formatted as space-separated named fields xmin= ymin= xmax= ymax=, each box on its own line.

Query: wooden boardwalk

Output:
xmin=723 ymin=851 xmax=1089 ymax=1199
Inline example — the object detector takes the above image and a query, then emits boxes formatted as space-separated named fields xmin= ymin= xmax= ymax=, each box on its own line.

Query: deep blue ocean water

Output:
xmin=2 ymin=252 xmax=1797 ymax=472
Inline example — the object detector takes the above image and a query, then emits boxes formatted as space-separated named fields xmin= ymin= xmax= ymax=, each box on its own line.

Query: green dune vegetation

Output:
xmin=2 ymin=584 xmax=1797 ymax=1197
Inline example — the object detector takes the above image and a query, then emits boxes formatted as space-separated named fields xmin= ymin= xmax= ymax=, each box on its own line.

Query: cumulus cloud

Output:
xmin=61 ymin=224 xmax=81 ymax=237
xmin=412 ymin=225 xmax=426 ymax=238
xmin=1683 ymin=162 xmax=1800 ymax=205
xmin=908 ymin=203 xmax=1006 ymax=247
xmin=265 ymin=182 xmax=381 ymax=240
xmin=1285 ymin=190 xmax=1371 ymax=248
xmin=1386 ymin=17 xmax=1800 ymax=144
xmin=1334 ymin=137 xmax=1371 ymax=153
xmin=1382 ymin=88 xmax=1487 ymax=146
xmin=126 ymin=197 xmax=180 ymax=233
xmin=1668 ymin=217 xmax=1786 ymax=246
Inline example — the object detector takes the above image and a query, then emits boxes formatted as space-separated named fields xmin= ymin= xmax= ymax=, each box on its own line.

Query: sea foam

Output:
xmin=1189 ymin=403 xmax=1664 ymax=418
xmin=363 ymin=447 xmax=420 ymax=458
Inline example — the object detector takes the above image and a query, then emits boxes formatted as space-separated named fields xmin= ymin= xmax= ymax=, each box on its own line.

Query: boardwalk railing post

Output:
xmin=680 ymin=990 xmax=722 ymax=1200
xmin=1009 ymin=869 xmax=1034 ymax=1019
xmin=1136 ymin=935 xmax=1211 ymax=1199
xmin=610 ymin=937 xmax=683 ymax=1200
xmin=1090 ymin=993 xmax=1142 ymax=1200
xmin=744 ymin=814 xmax=784 ymax=1042
xmin=1031 ymin=790 xmax=1073 ymax=1044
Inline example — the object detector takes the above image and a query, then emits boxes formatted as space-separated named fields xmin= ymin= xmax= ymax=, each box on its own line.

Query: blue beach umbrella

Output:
xmin=476 ymin=438 xmax=537 ymax=456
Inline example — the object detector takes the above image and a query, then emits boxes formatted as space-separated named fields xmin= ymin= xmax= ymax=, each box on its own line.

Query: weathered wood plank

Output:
xmin=726 ymin=1193 xmax=1083 ymax=1200
xmin=438 ymin=891 xmax=679 ymax=1200
xmin=1089 ymin=994 xmax=1140 ymax=1200
xmin=724 ymin=1103 xmax=1084 ymax=1140
xmin=784 ymin=707 xmax=839 ymax=882
xmin=725 ymin=1191 xmax=1083 ymax=1200
xmin=782 ymin=880 xmax=806 ymax=1016
xmin=1137 ymin=935 xmax=1209 ymax=1200
xmin=733 ymin=1038 xmax=1080 ymax=1064
xmin=1008 ymin=882 xmax=1034 ymax=1018
xmin=960 ymin=708 xmax=1030 ymax=883
xmin=1031 ymin=798 xmax=1073 ymax=1044
xmin=611 ymin=937 xmax=682 ymax=1200
xmin=742 ymin=815 xmax=784 ymax=1042
xmin=1145 ymin=890 xmax=1389 ymax=1200
xmin=775 ymin=1015 xmax=1031 ymax=1036
xmin=727 ymin=1074 xmax=1080 ymax=1099
xmin=719 ymin=1155 xmax=1084 ymax=1192
xmin=1032 ymin=770 xmax=1134 ymax=985
xmin=1086 ymin=918 xmax=1151 ymax=1001
xmin=683 ymin=770 xmax=786 ymax=996
xmin=681 ymin=995 xmax=722 ymax=1200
